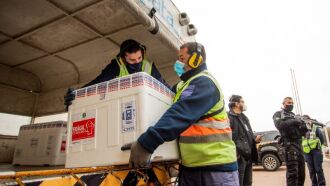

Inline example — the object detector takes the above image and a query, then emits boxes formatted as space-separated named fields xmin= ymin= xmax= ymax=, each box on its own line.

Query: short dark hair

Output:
xmin=180 ymin=42 xmax=206 ymax=62
xmin=228 ymin=95 xmax=242 ymax=109
xmin=282 ymin=97 xmax=293 ymax=104
xmin=119 ymin=39 xmax=145 ymax=57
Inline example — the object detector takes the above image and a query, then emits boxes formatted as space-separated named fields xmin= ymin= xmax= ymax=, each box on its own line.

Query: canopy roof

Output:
xmin=0 ymin=0 xmax=196 ymax=117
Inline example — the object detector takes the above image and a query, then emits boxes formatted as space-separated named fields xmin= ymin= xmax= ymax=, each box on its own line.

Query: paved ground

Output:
xmin=253 ymin=161 xmax=330 ymax=186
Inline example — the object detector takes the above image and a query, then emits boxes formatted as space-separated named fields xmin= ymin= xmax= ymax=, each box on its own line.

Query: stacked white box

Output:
xmin=0 ymin=135 xmax=17 ymax=163
xmin=66 ymin=72 xmax=178 ymax=168
xmin=13 ymin=121 xmax=67 ymax=166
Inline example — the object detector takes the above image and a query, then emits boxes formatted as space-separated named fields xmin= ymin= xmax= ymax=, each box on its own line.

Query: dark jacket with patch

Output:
xmin=228 ymin=111 xmax=258 ymax=162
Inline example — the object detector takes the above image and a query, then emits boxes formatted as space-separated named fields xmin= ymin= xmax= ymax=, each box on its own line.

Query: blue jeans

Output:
xmin=304 ymin=149 xmax=326 ymax=186
xmin=179 ymin=169 xmax=239 ymax=186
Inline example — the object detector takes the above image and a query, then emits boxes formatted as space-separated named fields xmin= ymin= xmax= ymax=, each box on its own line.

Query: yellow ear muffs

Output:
xmin=188 ymin=53 xmax=203 ymax=68
xmin=188 ymin=43 xmax=203 ymax=68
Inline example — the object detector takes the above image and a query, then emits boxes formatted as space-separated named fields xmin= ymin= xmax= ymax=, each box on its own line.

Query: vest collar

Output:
xmin=180 ymin=63 xmax=207 ymax=81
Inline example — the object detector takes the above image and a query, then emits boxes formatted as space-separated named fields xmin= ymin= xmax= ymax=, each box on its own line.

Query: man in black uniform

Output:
xmin=273 ymin=97 xmax=308 ymax=186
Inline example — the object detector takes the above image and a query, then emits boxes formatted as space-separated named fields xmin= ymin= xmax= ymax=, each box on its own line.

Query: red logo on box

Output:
xmin=72 ymin=118 xmax=95 ymax=141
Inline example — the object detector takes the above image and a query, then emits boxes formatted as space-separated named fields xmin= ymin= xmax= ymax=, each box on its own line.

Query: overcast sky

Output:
xmin=173 ymin=0 xmax=330 ymax=131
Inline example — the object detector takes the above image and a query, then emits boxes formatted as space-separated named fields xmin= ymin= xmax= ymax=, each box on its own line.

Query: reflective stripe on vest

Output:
xmin=174 ymin=70 xmax=236 ymax=167
xmin=116 ymin=58 xmax=152 ymax=77
xmin=302 ymin=125 xmax=321 ymax=154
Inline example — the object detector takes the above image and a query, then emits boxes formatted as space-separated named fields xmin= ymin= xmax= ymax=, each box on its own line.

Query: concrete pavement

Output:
xmin=253 ymin=161 xmax=330 ymax=186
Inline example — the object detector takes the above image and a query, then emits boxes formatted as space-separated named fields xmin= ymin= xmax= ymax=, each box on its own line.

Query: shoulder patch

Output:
xmin=180 ymin=85 xmax=195 ymax=99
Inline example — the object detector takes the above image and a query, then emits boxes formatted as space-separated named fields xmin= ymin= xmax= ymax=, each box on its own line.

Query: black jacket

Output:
xmin=83 ymin=58 xmax=169 ymax=87
xmin=228 ymin=111 xmax=258 ymax=162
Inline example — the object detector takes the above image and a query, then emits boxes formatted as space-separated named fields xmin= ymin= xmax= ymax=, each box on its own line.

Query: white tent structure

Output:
xmin=0 ymin=0 xmax=197 ymax=120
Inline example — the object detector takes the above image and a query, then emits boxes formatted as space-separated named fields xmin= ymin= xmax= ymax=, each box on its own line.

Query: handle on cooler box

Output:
xmin=121 ymin=142 xmax=133 ymax=151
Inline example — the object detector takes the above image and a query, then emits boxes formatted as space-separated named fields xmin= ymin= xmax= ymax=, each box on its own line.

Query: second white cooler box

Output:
xmin=66 ymin=72 xmax=179 ymax=168
xmin=13 ymin=121 xmax=67 ymax=166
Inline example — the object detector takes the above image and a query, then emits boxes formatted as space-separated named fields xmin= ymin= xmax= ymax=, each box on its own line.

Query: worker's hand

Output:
xmin=64 ymin=88 xmax=75 ymax=110
xmin=255 ymin=135 xmax=263 ymax=144
xmin=129 ymin=141 xmax=152 ymax=168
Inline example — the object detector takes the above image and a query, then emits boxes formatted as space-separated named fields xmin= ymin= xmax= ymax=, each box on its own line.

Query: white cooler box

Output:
xmin=66 ymin=72 xmax=179 ymax=168
xmin=13 ymin=121 xmax=67 ymax=166
xmin=0 ymin=135 xmax=17 ymax=163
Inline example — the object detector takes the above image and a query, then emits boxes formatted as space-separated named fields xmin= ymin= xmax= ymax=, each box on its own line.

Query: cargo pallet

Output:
xmin=0 ymin=161 xmax=178 ymax=186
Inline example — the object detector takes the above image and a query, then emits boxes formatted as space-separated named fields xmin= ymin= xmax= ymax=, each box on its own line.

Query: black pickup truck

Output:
xmin=255 ymin=131 xmax=285 ymax=171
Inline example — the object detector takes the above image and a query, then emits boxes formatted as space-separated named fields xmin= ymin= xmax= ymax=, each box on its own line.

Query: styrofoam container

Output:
xmin=13 ymin=121 xmax=67 ymax=166
xmin=0 ymin=135 xmax=17 ymax=163
xmin=66 ymin=72 xmax=178 ymax=168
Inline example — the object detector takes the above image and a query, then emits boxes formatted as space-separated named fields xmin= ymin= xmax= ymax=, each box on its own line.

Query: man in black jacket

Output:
xmin=83 ymin=39 xmax=169 ymax=88
xmin=273 ymin=97 xmax=307 ymax=186
xmin=64 ymin=39 xmax=169 ymax=107
xmin=228 ymin=95 xmax=262 ymax=186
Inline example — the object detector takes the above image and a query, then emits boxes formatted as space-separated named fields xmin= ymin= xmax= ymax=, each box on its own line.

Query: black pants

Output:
xmin=238 ymin=157 xmax=252 ymax=186
xmin=304 ymin=149 xmax=326 ymax=186
xmin=284 ymin=144 xmax=305 ymax=186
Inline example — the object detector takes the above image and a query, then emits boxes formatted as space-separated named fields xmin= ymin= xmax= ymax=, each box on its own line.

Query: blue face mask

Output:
xmin=174 ymin=60 xmax=185 ymax=77
xmin=127 ymin=62 xmax=142 ymax=72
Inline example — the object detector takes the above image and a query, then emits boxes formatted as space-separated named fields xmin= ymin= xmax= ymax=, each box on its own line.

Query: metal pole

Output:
xmin=292 ymin=69 xmax=303 ymax=114
xmin=291 ymin=85 xmax=298 ymax=114
xmin=290 ymin=69 xmax=302 ymax=115
xmin=30 ymin=93 xmax=39 ymax=124
xmin=290 ymin=69 xmax=300 ymax=114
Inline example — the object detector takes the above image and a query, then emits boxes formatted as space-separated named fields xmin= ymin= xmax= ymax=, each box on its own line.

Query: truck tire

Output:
xmin=261 ymin=154 xmax=280 ymax=171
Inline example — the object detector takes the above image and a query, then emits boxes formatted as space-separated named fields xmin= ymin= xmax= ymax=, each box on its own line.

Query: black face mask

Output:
xmin=285 ymin=105 xmax=294 ymax=112
xmin=127 ymin=62 xmax=142 ymax=71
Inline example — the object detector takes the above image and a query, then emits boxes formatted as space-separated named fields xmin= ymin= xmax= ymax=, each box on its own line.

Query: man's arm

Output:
xmin=150 ymin=63 xmax=171 ymax=88
xmin=229 ymin=115 xmax=242 ymax=156
xmin=83 ymin=59 xmax=119 ymax=87
xmin=316 ymin=127 xmax=325 ymax=145
xmin=273 ymin=111 xmax=302 ymax=130
xmin=138 ymin=76 xmax=220 ymax=153
xmin=229 ymin=115 xmax=239 ymax=142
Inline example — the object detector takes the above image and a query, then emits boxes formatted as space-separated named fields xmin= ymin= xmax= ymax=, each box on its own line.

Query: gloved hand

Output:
xmin=129 ymin=141 xmax=152 ymax=168
xmin=293 ymin=118 xmax=305 ymax=126
xmin=64 ymin=88 xmax=75 ymax=111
